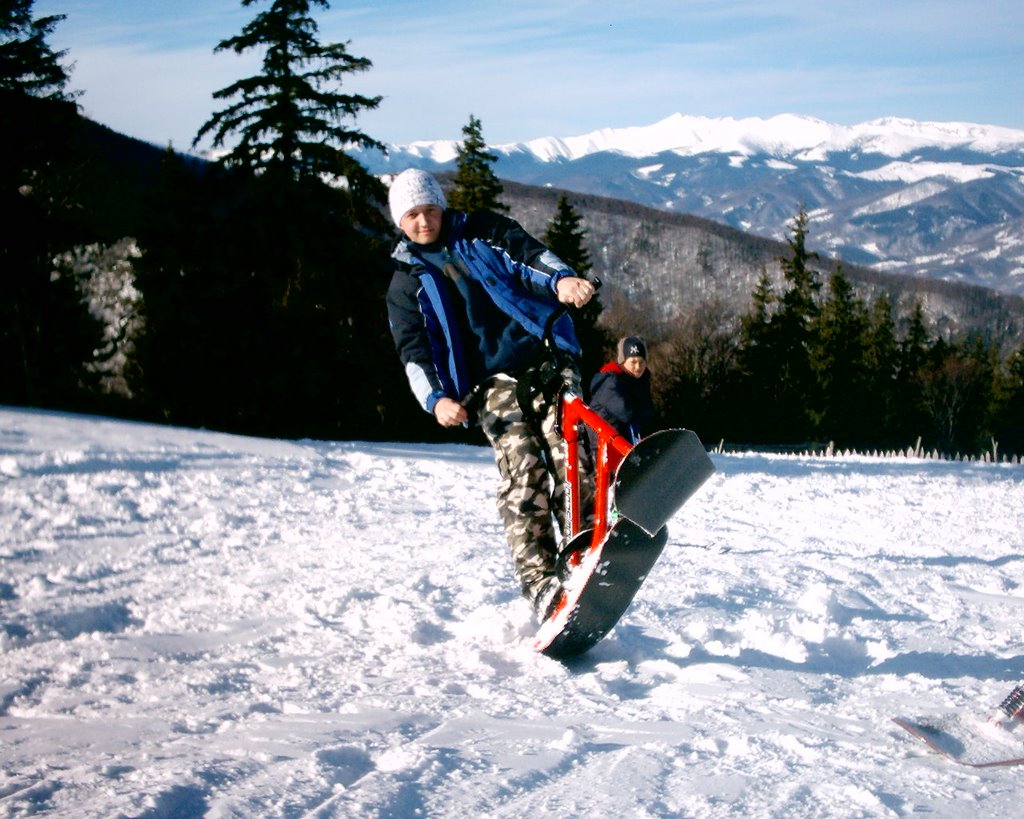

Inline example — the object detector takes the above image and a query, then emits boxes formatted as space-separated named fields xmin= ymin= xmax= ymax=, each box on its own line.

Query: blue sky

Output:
xmin=35 ymin=0 xmax=1024 ymax=152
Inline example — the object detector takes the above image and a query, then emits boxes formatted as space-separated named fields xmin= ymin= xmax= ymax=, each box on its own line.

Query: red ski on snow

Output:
xmin=893 ymin=684 xmax=1024 ymax=767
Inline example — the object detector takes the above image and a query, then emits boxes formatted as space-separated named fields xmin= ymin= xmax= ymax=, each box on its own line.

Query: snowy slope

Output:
xmin=2 ymin=406 xmax=1023 ymax=817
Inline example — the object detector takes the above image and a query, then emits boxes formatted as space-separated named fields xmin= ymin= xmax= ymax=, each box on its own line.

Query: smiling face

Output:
xmin=399 ymin=204 xmax=443 ymax=245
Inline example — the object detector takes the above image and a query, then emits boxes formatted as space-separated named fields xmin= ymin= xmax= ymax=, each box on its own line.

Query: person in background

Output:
xmin=588 ymin=335 xmax=657 ymax=445
xmin=384 ymin=169 xmax=596 ymax=621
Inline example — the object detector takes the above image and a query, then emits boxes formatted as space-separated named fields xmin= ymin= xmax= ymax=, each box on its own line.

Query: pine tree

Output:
xmin=991 ymin=342 xmax=1024 ymax=457
xmin=899 ymin=303 xmax=931 ymax=379
xmin=894 ymin=301 xmax=932 ymax=447
xmin=735 ymin=268 xmax=782 ymax=441
xmin=740 ymin=269 xmax=777 ymax=349
xmin=773 ymin=207 xmax=822 ymax=441
xmin=810 ymin=266 xmax=870 ymax=446
xmin=543 ymin=194 xmax=591 ymax=276
xmin=779 ymin=209 xmax=820 ymax=306
xmin=0 ymin=0 xmax=72 ymax=99
xmin=542 ymin=193 xmax=609 ymax=383
xmin=861 ymin=295 xmax=900 ymax=446
xmin=1 ymin=0 xmax=76 ymax=206
xmin=731 ymin=209 xmax=824 ymax=443
xmin=131 ymin=0 xmax=405 ymax=439
xmin=194 ymin=0 xmax=386 ymax=210
xmin=1 ymin=1 xmax=105 ymax=411
xmin=448 ymin=114 xmax=507 ymax=214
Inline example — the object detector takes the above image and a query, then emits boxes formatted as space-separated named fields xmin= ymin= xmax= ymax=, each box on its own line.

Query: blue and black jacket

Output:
xmin=387 ymin=209 xmax=581 ymax=416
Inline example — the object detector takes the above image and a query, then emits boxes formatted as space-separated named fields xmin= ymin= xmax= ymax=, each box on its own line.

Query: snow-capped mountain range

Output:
xmin=357 ymin=114 xmax=1024 ymax=297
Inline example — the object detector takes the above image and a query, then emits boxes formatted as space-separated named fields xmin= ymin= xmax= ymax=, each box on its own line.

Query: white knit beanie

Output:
xmin=388 ymin=169 xmax=447 ymax=226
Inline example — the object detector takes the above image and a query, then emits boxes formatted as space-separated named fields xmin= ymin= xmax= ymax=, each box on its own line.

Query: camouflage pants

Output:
xmin=478 ymin=374 xmax=595 ymax=604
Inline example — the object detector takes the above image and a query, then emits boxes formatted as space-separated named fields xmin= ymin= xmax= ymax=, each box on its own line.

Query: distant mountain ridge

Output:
xmin=355 ymin=113 xmax=1024 ymax=297
xmin=390 ymin=113 xmax=1024 ymax=164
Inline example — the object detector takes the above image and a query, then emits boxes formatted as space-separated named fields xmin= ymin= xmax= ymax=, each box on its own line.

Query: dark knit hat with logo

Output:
xmin=617 ymin=336 xmax=647 ymax=363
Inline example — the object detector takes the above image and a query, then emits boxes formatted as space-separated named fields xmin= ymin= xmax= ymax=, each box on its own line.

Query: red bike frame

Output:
xmin=561 ymin=391 xmax=635 ymax=552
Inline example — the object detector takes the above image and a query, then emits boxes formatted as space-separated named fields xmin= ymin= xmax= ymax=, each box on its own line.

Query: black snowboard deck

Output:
xmin=614 ymin=429 xmax=716 ymax=536
xmin=533 ymin=518 xmax=668 ymax=659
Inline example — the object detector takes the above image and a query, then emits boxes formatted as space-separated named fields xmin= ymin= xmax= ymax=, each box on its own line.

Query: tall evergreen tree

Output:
xmin=448 ymin=114 xmax=507 ymax=214
xmin=861 ymin=295 xmax=900 ymax=446
xmin=778 ymin=209 xmax=821 ymax=312
xmin=1 ymin=1 xmax=105 ymax=411
xmin=0 ymin=0 xmax=72 ymax=98
xmin=543 ymin=194 xmax=591 ymax=276
xmin=734 ymin=268 xmax=781 ymax=441
xmin=739 ymin=269 xmax=777 ymax=355
xmin=893 ymin=301 xmax=932 ymax=447
xmin=810 ymin=266 xmax=870 ymax=446
xmin=133 ymin=0 xmax=405 ymax=439
xmin=543 ymin=194 xmax=609 ymax=382
xmin=991 ymin=341 xmax=1024 ymax=457
xmin=194 ymin=0 xmax=386 ymax=213
xmin=772 ymin=208 xmax=822 ymax=441
xmin=732 ymin=209 xmax=824 ymax=443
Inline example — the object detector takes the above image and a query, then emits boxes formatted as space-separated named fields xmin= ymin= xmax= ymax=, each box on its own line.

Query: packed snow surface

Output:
xmin=2 ymin=406 xmax=1023 ymax=817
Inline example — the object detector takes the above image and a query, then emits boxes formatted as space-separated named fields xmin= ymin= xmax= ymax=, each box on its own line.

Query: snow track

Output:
xmin=1 ymin=407 xmax=1022 ymax=817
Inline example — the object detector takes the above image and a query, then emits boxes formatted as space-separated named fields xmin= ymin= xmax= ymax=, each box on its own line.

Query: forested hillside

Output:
xmin=499 ymin=180 xmax=1024 ymax=348
xmin=3 ymin=0 xmax=1022 ymax=456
